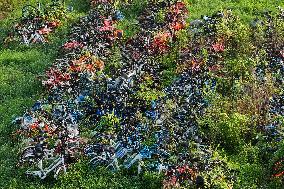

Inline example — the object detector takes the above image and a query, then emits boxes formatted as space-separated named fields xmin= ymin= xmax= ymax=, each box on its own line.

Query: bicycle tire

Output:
xmin=106 ymin=159 xmax=119 ymax=172
xmin=54 ymin=163 xmax=67 ymax=179
xmin=90 ymin=157 xmax=108 ymax=168
xmin=19 ymin=147 xmax=35 ymax=165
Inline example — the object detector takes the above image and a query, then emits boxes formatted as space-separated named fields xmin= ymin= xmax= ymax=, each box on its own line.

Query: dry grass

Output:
xmin=236 ymin=74 xmax=277 ymax=126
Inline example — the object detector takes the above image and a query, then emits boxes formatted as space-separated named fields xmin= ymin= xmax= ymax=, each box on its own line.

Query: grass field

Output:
xmin=0 ymin=0 xmax=284 ymax=188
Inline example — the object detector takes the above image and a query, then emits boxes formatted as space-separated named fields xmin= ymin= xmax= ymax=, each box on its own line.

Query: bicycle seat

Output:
xmin=34 ymin=144 xmax=44 ymax=158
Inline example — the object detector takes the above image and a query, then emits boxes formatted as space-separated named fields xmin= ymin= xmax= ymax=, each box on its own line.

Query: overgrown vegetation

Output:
xmin=1 ymin=0 xmax=284 ymax=188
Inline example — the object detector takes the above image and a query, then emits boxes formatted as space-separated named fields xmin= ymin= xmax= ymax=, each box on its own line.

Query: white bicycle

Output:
xmin=19 ymin=144 xmax=54 ymax=166
xmin=25 ymin=154 xmax=66 ymax=179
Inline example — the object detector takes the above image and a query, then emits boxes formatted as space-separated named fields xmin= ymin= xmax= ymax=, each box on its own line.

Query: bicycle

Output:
xmin=18 ymin=135 xmax=55 ymax=165
xmin=25 ymin=154 xmax=66 ymax=179
xmin=85 ymin=144 xmax=116 ymax=168
xmin=8 ymin=1 xmax=66 ymax=45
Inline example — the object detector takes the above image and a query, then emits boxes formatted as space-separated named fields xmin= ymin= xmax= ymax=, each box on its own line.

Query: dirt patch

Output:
xmin=0 ymin=0 xmax=13 ymax=20
xmin=0 ymin=13 xmax=7 ymax=20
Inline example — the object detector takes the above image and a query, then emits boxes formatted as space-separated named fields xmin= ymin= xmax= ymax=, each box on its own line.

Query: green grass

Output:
xmin=188 ymin=0 xmax=284 ymax=22
xmin=0 ymin=0 xmax=284 ymax=188
xmin=0 ymin=1 xmax=90 ymax=188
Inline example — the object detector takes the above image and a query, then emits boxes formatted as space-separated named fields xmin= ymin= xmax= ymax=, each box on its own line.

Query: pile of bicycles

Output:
xmin=13 ymin=0 xmax=284 ymax=187
xmin=4 ymin=0 xmax=66 ymax=45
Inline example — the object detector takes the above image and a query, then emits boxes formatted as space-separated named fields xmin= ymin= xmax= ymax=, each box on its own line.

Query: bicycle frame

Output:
xmin=26 ymin=155 xmax=66 ymax=179
xmin=20 ymin=146 xmax=55 ymax=164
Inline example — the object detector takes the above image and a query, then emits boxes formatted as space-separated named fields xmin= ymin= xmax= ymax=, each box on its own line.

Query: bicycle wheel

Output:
xmin=90 ymin=157 xmax=108 ymax=168
xmin=19 ymin=147 xmax=35 ymax=166
xmin=106 ymin=159 xmax=119 ymax=172
xmin=54 ymin=163 xmax=67 ymax=179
